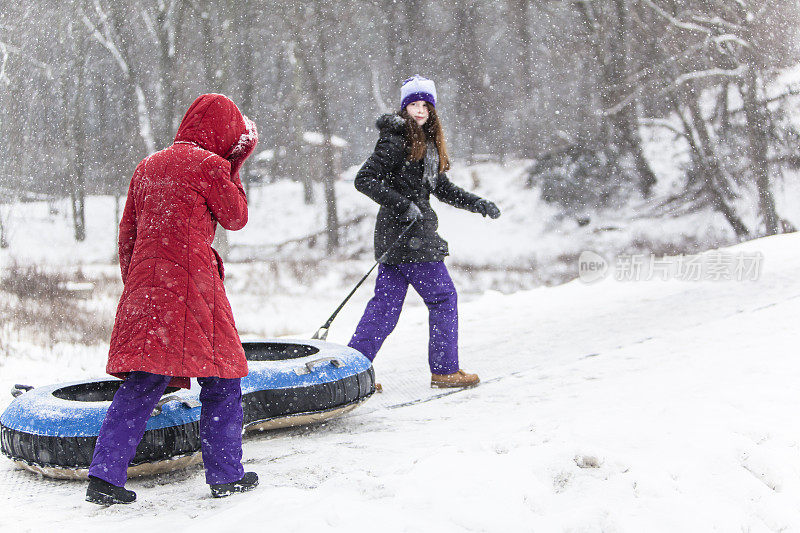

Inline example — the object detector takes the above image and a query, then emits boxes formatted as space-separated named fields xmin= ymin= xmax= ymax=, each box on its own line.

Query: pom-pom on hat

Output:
xmin=400 ymin=75 xmax=437 ymax=110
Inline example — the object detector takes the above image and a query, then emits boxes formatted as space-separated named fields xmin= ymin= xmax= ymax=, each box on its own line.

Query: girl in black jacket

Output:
xmin=348 ymin=75 xmax=500 ymax=388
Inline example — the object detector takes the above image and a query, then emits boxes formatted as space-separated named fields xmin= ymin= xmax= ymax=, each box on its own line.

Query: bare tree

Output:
xmin=280 ymin=1 xmax=346 ymax=254
xmin=152 ymin=0 xmax=188 ymax=147
xmin=573 ymin=0 xmax=658 ymax=197
xmin=82 ymin=0 xmax=156 ymax=154
xmin=60 ymin=20 xmax=92 ymax=241
xmin=633 ymin=0 xmax=798 ymax=236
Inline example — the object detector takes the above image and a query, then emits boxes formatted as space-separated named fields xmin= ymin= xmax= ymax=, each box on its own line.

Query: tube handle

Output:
xmin=150 ymin=395 xmax=201 ymax=417
xmin=11 ymin=384 xmax=34 ymax=398
xmin=295 ymin=357 xmax=343 ymax=375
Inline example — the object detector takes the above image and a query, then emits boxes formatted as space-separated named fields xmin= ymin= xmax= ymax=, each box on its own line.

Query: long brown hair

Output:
xmin=399 ymin=103 xmax=450 ymax=173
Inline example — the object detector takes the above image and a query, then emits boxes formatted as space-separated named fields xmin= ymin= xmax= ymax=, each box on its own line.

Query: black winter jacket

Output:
xmin=355 ymin=113 xmax=486 ymax=264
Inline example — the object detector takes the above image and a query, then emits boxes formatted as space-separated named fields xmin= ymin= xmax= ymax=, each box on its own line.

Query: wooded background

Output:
xmin=1 ymin=0 xmax=798 ymax=251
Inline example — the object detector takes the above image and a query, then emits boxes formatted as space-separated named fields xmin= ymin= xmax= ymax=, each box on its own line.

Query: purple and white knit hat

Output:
xmin=400 ymin=75 xmax=437 ymax=110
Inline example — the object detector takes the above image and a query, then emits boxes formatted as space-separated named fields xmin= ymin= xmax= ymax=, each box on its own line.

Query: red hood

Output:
xmin=174 ymin=94 xmax=252 ymax=158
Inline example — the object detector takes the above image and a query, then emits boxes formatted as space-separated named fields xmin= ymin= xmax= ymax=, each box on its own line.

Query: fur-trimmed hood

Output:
xmin=376 ymin=113 xmax=407 ymax=135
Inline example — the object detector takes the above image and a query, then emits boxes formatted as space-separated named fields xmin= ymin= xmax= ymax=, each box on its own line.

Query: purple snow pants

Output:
xmin=348 ymin=261 xmax=459 ymax=374
xmin=88 ymin=371 xmax=245 ymax=487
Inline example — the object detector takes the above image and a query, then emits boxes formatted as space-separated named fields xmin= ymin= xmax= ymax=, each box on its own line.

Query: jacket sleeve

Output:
xmin=354 ymin=134 xmax=412 ymax=213
xmin=201 ymin=155 xmax=249 ymax=231
xmin=118 ymin=168 xmax=140 ymax=285
xmin=432 ymin=172 xmax=484 ymax=211
xmin=228 ymin=115 xmax=259 ymax=178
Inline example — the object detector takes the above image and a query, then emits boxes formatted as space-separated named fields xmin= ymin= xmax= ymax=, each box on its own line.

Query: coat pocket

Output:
xmin=211 ymin=246 xmax=225 ymax=281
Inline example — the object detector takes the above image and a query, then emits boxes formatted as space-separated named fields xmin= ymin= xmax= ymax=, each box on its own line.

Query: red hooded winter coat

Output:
xmin=106 ymin=94 xmax=258 ymax=389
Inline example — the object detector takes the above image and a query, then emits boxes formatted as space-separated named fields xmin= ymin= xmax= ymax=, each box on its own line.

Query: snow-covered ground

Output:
xmin=1 ymin=231 xmax=799 ymax=531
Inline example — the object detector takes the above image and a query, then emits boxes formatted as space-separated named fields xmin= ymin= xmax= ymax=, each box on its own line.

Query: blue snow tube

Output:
xmin=0 ymin=339 xmax=374 ymax=479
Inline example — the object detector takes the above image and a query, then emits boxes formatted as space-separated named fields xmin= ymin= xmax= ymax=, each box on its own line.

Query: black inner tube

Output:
xmin=49 ymin=342 xmax=320 ymax=401
xmin=52 ymin=381 xmax=179 ymax=402
xmin=1 ymin=367 xmax=375 ymax=470
xmin=243 ymin=342 xmax=319 ymax=361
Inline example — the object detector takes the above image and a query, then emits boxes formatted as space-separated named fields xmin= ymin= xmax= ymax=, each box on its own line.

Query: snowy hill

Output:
xmin=1 ymin=232 xmax=799 ymax=531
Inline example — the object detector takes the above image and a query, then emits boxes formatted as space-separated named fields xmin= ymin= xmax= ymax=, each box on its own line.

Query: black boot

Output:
xmin=210 ymin=471 xmax=259 ymax=498
xmin=85 ymin=475 xmax=136 ymax=505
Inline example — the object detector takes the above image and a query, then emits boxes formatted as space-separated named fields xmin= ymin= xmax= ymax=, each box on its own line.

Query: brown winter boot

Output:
xmin=430 ymin=369 xmax=480 ymax=388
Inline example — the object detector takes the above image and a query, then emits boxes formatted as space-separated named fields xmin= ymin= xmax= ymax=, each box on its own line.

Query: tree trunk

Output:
xmin=156 ymin=0 xmax=186 ymax=147
xmin=302 ymin=174 xmax=315 ymax=205
xmin=108 ymin=1 xmax=153 ymax=156
xmin=454 ymin=1 xmax=483 ymax=161
xmin=510 ymin=0 xmax=532 ymax=95
xmin=312 ymin=82 xmax=339 ymax=253
xmin=615 ymin=111 xmax=658 ymax=197
xmin=235 ymin=0 xmax=257 ymax=198
xmin=284 ymin=42 xmax=314 ymax=205
xmin=0 ymin=214 xmax=7 ymax=249
xmin=384 ymin=0 xmax=400 ymax=69
xmin=65 ymin=29 xmax=89 ymax=242
xmin=199 ymin=3 xmax=222 ymax=92
xmin=676 ymin=94 xmax=749 ymax=238
xmin=294 ymin=28 xmax=339 ymax=252
xmin=114 ymin=193 xmax=122 ymax=262
xmin=398 ymin=0 xmax=422 ymax=70
xmin=322 ymin=142 xmax=339 ymax=254
xmin=717 ymin=83 xmax=731 ymax=135
xmin=574 ymin=0 xmax=657 ymax=197
xmin=741 ymin=69 xmax=779 ymax=236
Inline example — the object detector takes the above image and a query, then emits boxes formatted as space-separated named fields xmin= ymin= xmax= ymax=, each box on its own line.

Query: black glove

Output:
xmin=475 ymin=199 xmax=501 ymax=219
xmin=402 ymin=202 xmax=424 ymax=224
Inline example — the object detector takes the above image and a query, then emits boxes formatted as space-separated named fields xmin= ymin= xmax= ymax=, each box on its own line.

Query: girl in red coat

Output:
xmin=86 ymin=94 xmax=259 ymax=505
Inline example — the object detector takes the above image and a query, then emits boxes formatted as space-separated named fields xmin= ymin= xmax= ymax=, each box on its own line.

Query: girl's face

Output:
xmin=406 ymin=101 xmax=429 ymax=126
